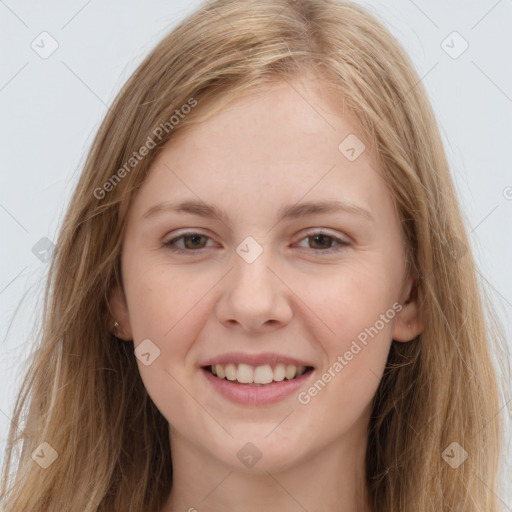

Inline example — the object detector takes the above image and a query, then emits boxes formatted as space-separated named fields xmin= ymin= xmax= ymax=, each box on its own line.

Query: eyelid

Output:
xmin=163 ymin=228 xmax=351 ymax=254
xmin=163 ymin=230 xmax=218 ymax=250
xmin=295 ymin=229 xmax=350 ymax=253
xmin=299 ymin=228 xmax=350 ymax=243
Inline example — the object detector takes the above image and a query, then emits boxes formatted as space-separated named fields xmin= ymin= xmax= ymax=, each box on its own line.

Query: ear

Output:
xmin=109 ymin=284 xmax=133 ymax=341
xmin=392 ymin=274 xmax=425 ymax=342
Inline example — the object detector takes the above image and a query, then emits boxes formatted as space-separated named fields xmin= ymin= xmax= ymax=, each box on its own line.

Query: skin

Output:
xmin=111 ymin=76 xmax=423 ymax=512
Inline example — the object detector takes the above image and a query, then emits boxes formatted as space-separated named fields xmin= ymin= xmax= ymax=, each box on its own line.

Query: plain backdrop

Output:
xmin=1 ymin=0 xmax=511 ymax=506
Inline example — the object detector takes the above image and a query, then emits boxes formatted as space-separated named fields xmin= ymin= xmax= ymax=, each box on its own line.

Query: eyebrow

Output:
xmin=143 ymin=198 xmax=375 ymax=224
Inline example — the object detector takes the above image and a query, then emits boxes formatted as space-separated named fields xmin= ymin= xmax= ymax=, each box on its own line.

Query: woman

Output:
xmin=1 ymin=0 xmax=507 ymax=510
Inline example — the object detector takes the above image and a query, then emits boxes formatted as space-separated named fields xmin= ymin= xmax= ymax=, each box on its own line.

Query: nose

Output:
xmin=215 ymin=245 xmax=293 ymax=333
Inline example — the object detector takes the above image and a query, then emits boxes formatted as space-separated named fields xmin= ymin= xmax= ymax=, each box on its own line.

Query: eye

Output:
xmin=163 ymin=230 xmax=350 ymax=255
xmin=296 ymin=230 xmax=349 ymax=254
xmin=163 ymin=232 xmax=214 ymax=254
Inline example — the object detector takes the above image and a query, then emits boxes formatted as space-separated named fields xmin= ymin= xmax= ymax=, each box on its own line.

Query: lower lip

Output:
xmin=201 ymin=367 xmax=314 ymax=405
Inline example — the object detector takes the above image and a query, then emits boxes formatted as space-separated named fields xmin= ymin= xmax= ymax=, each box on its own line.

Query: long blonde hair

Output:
xmin=1 ymin=0 xmax=508 ymax=510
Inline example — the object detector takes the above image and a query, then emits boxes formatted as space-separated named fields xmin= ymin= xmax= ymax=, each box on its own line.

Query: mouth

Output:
xmin=200 ymin=352 xmax=316 ymax=405
xmin=202 ymin=363 xmax=315 ymax=386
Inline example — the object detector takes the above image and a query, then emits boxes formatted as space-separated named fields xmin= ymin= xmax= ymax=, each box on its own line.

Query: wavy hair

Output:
xmin=1 ymin=0 xmax=508 ymax=510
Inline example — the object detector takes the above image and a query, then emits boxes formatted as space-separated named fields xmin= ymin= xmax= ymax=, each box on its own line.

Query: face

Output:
xmin=112 ymin=78 xmax=422 ymax=474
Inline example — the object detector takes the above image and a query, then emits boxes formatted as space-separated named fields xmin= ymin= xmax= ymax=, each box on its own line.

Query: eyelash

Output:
xmin=162 ymin=230 xmax=350 ymax=255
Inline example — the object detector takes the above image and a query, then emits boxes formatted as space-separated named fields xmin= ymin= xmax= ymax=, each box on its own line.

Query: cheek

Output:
xmin=125 ymin=276 xmax=209 ymax=427
xmin=123 ymin=258 xmax=209 ymax=344
xmin=296 ymin=258 xmax=399 ymax=397
xmin=290 ymin=277 xmax=395 ymax=449
xmin=122 ymin=260 xmax=220 ymax=421
xmin=300 ymin=256 xmax=400 ymax=344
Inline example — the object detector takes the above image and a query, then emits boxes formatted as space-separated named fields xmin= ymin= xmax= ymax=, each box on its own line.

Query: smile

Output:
xmin=205 ymin=363 xmax=313 ymax=385
xmin=201 ymin=356 xmax=315 ymax=405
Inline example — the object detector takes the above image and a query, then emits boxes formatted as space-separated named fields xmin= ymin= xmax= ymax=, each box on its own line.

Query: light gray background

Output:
xmin=1 ymin=0 xmax=511 ymax=507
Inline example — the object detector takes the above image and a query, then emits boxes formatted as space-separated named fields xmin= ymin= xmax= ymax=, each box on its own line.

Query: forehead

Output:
xmin=132 ymin=79 xmax=393 ymax=224
xmin=168 ymin=79 xmax=369 ymax=167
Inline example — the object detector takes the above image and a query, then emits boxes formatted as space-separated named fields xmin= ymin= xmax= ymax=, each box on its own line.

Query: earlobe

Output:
xmin=392 ymin=274 xmax=425 ymax=342
xmin=109 ymin=285 xmax=133 ymax=341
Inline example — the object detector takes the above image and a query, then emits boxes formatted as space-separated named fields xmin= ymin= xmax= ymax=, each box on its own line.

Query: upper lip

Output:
xmin=200 ymin=352 xmax=314 ymax=368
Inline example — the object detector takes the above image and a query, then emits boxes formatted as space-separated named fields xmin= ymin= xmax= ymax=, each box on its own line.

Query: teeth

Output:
xmin=285 ymin=365 xmax=296 ymax=380
xmin=225 ymin=363 xmax=237 ymax=381
xmin=215 ymin=364 xmax=225 ymax=379
xmin=254 ymin=364 xmax=273 ymax=384
xmin=273 ymin=363 xmax=286 ymax=381
xmin=208 ymin=363 xmax=310 ymax=384
xmin=237 ymin=363 xmax=254 ymax=384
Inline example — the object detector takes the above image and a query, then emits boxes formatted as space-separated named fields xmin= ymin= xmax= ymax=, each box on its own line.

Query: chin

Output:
xmin=210 ymin=434 xmax=313 ymax=474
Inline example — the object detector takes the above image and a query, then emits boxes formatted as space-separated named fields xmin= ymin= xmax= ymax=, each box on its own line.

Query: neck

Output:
xmin=161 ymin=417 xmax=372 ymax=512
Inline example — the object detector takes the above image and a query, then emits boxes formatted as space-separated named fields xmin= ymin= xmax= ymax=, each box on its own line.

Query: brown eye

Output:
xmin=308 ymin=234 xmax=335 ymax=250
xmin=164 ymin=232 xmax=212 ymax=252
xmin=181 ymin=234 xmax=209 ymax=250
xmin=296 ymin=231 xmax=349 ymax=254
